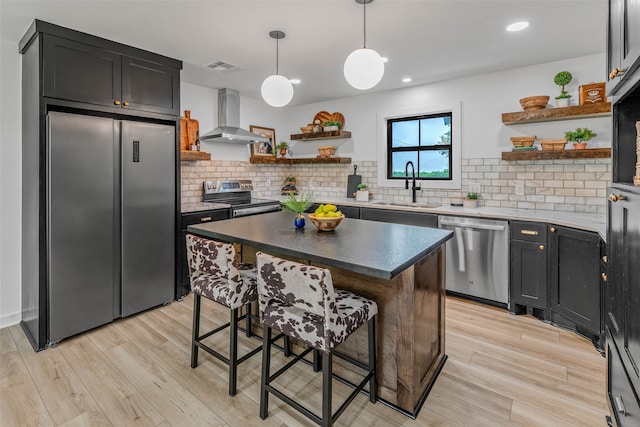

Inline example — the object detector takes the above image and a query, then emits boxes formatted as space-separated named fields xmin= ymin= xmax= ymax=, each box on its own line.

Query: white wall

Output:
xmin=0 ymin=51 xmax=609 ymax=327
xmin=0 ymin=38 xmax=23 ymax=328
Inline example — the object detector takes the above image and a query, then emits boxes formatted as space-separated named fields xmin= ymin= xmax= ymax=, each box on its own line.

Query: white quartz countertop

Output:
xmin=311 ymin=197 xmax=607 ymax=241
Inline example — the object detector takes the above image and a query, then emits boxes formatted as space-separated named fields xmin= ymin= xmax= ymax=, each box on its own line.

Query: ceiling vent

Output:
xmin=207 ymin=61 xmax=241 ymax=73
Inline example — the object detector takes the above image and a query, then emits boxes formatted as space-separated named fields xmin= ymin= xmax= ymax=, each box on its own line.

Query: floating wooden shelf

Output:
xmin=250 ymin=156 xmax=352 ymax=165
xmin=502 ymin=103 xmax=612 ymax=125
xmin=290 ymin=130 xmax=352 ymax=140
xmin=501 ymin=147 xmax=611 ymax=161
xmin=180 ymin=150 xmax=211 ymax=161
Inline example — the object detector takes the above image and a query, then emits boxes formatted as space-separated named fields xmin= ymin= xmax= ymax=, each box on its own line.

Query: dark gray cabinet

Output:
xmin=549 ymin=225 xmax=602 ymax=344
xmin=39 ymin=24 xmax=180 ymax=116
xmin=510 ymin=222 xmax=548 ymax=314
xmin=607 ymin=0 xmax=640 ymax=96
xmin=179 ymin=209 xmax=230 ymax=299
xmin=360 ymin=207 xmax=437 ymax=228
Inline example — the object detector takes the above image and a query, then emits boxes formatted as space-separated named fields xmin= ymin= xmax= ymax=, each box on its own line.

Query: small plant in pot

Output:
xmin=323 ymin=121 xmax=343 ymax=132
xmin=554 ymin=71 xmax=573 ymax=107
xmin=463 ymin=192 xmax=479 ymax=208
xmin=275 ymin=141 xmax=289 ymax=158
xmin=280 ymin=191 xmax=314 ymax=229
xmin=355 ymin=183 xmax=369 ymax=201
xmin=564 ymin=127 xmax=596 ymax=149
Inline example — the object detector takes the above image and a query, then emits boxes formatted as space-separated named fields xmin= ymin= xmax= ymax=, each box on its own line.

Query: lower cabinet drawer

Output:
xmin=608 ymin=330 xmax=640 ymax=427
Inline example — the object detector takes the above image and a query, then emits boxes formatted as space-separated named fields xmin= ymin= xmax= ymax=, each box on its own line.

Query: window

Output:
xmin=387 ymin=113 xmax=452 ymax=180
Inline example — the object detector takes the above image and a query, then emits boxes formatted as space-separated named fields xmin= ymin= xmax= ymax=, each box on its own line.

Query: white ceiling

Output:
xmin=1 ymin=0 xmax=607 ymax=107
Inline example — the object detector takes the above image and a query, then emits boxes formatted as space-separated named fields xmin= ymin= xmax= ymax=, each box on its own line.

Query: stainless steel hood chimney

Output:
xmin=199 ymin=89 xmax=270 ymax=144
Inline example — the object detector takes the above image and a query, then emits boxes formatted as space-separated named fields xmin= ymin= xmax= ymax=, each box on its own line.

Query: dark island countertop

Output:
xmin=188 ymin=211 xmax=453 ymax=280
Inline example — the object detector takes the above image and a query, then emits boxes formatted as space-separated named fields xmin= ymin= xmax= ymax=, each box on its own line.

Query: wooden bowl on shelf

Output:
xmin=317 ymin=146 xmax=337 ymax=157
xmin=519 ymin=96 xmax=550 ymax=110
xmin=540 ymin=138 xmax=567 ymax=151
xmin=300 ymin=125 xmax=313 ymax=134
xmin=509 ymin=135 xmax=536 ymax=147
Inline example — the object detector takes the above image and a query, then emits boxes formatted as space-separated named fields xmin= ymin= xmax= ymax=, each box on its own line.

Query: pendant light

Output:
xmin=344 ymin=0 xmax=384 ymax=90
xmin=261 ymin=30 xmax=294 ymax=107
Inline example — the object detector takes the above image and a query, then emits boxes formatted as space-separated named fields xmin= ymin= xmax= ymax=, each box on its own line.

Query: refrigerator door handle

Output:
xmin=133 ymin=140 xmax=140 ymax=162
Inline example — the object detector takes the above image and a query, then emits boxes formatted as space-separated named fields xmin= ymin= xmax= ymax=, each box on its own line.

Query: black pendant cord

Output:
xmin=276 ymin=37 xmax=279 ymax=75
xmin=363 ymin=0 xmax=367 ymax=48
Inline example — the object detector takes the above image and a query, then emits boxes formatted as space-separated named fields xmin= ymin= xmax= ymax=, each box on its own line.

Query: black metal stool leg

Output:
xmin=260 ymin=326 xmax=272 ymax=420
xmin=229 ymin=307 xmax=239 ymax=396
xmin=283 ymin=335 xmax=291 ymax=357
xmin=191 ymin=293 xmax=201 ymax=369
xmin=322 ymin=351 xmax=332 ymax=427
xmin=368 ymin=315 xmax=377 ymax=403
xmin=313 ymin=348 xmax=321 ymax=372
xmin=245 ymin=301 xmax=253 ymax=338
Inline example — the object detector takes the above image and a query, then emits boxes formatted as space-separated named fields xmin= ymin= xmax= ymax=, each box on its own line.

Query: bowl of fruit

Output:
xmin=308 ymin=204 xmax=345 ymax=231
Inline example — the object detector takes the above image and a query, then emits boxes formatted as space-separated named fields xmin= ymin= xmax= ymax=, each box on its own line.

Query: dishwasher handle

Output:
xmin=439 ymin=219 xmax=507 ymax=231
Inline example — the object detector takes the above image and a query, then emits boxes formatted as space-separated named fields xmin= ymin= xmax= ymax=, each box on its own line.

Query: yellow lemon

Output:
xmin=323 ymin=204 xmax=337 ymax=213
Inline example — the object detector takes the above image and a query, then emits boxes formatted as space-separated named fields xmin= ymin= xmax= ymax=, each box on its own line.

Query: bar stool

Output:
xmin=185 ymin=234 xmax=262 ymax=396
xmin=255 ymin=251 xmax=377 ymax=427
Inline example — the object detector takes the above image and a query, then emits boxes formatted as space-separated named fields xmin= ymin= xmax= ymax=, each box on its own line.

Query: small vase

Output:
xmin=556 ymin=98 xmax=570 ymax=107
xmin=463 ymin=199 xmax=478 ymax=208
xmin=280 ymin=148 xmax=287 ymax=158
xmin=573 ymin=142 xmax=587 ymax=150
xmin=294 ymin=214 xmax=305 ymax=229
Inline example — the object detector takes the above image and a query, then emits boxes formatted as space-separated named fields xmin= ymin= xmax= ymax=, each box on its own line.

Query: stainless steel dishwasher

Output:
xmin=438 ymin=216 xmax=509 ymax=306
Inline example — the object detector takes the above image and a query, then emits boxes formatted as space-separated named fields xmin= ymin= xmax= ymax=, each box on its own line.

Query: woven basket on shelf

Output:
xmin=540 ymin=139 xmax=567 ymax=151
xmin=510 ymin=135 xmax=536 ymax=148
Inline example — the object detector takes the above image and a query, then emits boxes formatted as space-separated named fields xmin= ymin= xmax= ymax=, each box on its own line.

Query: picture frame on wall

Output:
xmin=249 ymin=125 xmax=275 ymax=156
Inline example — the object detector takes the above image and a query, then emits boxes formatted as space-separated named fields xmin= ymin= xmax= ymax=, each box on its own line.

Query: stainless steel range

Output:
xmin=202 ymin=180 xmax=281 ymax=217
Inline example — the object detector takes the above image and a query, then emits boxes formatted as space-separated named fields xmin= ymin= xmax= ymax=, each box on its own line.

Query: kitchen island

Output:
xmin=188 ymin=211 xmax=453 ymax=417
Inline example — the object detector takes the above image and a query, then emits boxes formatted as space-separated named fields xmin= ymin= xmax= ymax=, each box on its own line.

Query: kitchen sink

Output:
xmin=369 ymin=201 xmax=439 ymax=209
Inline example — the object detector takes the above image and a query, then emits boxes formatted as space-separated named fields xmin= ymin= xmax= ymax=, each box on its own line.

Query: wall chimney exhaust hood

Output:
xmin=199 ymin=89 xmax=270 ymax=144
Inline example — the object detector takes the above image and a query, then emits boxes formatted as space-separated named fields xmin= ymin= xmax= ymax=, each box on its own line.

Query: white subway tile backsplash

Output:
xmin=180 ymin=157 xmax=611 ymax=213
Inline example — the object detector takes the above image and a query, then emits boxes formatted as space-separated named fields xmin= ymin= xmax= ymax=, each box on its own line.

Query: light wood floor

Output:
xmin=0 ymin=295 xmax=609 ymax=426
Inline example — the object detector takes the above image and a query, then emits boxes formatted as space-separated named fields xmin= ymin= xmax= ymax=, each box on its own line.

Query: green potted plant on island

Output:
xmin=463 ymin=192 xmax=478 ymax=208
xmin=280 ymin=191 xmax=314 ymax=229
xmin=554 ymin=71 xmax=573 ymax=107
xmin=275 ymin=141 xmax=289 ymax=158
xmin=564 ymin=127 xmax=596 ymax=149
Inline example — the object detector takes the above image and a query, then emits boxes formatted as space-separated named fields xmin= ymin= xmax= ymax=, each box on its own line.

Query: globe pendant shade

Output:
xmin=261 ymin=74 xmax=294 ymax=107
xmin=344 ymin=48 xmax=384 ymax=90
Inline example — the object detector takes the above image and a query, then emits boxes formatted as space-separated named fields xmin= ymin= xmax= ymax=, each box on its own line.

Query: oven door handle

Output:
xmin=232 ymin=205 xmax=281 ymax=217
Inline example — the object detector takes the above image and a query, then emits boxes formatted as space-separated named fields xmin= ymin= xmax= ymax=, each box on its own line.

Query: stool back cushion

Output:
xmin=256 ymin=252 xmax=339 ymax=350
xmin=186 ymin=234 xmax=254 ymax=308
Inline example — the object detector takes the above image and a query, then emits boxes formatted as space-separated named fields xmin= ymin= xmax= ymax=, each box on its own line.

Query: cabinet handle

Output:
xmin=609 ymin=68 xmax=626 ymax=79
xmin=123 ymin=101 xmax=130 ymax=107
xmin=521 ymin=230 xmax=538 ymax=236
xmin=200 ymin=217 xmax=212 ymax=222
xmin=602 ymin=255 xmax=607 ymax=263
xmin=550 ymin=227 xmax=556 ymax=233
xmin=602 ymin=272 xmax=607 ymax=282
xmin=539 ymin=245 xmax=545 ymax=251
xmin=114 ymin=100 xmax=121 ymax=105
xmin=609 ymin=194 xmax=626 ymax=202
xmin=614 ymin=396 xmax=626 ymax=416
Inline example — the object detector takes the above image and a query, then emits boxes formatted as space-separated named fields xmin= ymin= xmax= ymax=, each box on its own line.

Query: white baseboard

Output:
xmin=0 ymin=311 xmax=21 ymax=329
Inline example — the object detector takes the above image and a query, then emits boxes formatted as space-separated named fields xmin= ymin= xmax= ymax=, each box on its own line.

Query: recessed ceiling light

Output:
xmin=402 ymin=77 xmax=412 ymax=83
xmin=289 ymin=78 xmax=301 ymax=84
xmin=507 ymin=21 xmax=529 ymax=32
xmin=381 ymin=57 xmax=389 ymax=63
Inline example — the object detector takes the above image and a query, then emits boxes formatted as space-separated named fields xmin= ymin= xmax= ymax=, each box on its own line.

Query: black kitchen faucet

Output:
xmin=405 ymin=161 xmax=421 ymax=203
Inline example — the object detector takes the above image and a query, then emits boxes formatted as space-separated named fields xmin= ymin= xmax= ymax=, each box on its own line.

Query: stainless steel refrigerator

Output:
xmin=48 ymin=111 xmax=175 ymax=343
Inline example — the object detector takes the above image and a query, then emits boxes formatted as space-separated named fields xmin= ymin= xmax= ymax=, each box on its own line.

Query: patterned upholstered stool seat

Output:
xmin=256 ymin=251 xmax=378 ymax=427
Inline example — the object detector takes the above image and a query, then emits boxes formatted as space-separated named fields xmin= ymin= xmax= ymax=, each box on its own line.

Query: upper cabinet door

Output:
xmin=608 ymin=0 xmax=640 ymax=95
xmin=43 ymin=35 xmax=122 ymax=107
xmin=121 ymin=56 xmax=180 ymax=116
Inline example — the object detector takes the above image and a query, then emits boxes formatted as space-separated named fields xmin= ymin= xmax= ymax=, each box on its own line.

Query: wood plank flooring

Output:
xmin=0 ymin=295 xmax=609 ymax=426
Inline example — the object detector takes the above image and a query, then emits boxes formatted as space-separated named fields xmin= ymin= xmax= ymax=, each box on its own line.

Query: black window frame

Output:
xmin=386 ymin=112 xmax=453 ymax=181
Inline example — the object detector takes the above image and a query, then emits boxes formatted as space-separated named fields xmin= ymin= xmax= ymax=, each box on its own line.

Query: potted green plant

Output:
xmin=275 ymin=141 xmax=289 ymax=158
xmin=554 ymin=71 xmax=573 ymax=107
xmin=564 ymin=127 xmax=596 ymax=149
xmin=463 ymin=192 xmax=478 ymax=208
xmin=323 ymin=121 xmax=343 ymax=132
xmin=356 ymin=183 xmax=369 ymax=201
xmin=280 ymin=191 xmax=314 ymax=229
